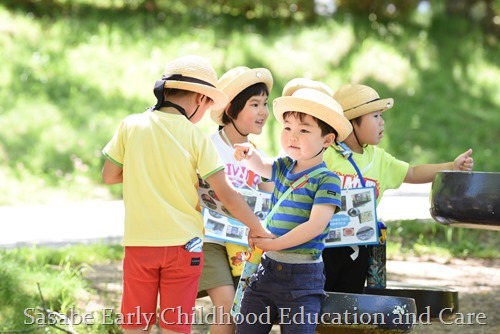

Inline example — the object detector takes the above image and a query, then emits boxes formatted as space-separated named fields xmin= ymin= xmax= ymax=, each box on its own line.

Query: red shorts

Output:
xmin=121 ymin=246 xmax=203 ymax=333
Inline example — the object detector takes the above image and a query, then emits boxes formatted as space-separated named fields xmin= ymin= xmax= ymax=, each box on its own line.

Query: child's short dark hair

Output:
xmin=221 ymin=83 xmax=269 ymax=125
xmin=283 ymin=111 xmax=339 ymax=139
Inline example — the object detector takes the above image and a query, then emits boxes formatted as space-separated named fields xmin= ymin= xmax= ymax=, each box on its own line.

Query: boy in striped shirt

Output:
xmin=233 ymin=87 xmax=352 ymax=334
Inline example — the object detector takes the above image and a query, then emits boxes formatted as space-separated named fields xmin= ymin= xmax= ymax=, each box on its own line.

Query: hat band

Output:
xmin=163 ymin=74 xmax=216 ymax=88
xmin=150 ymin=74 xmax=217 ymax=114
xmin=343 ymin=98 xmax=380 ymax=112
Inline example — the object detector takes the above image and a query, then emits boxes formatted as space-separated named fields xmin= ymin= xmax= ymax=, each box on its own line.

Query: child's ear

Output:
xmin=323 ymin=133 xmax=336 ymax=147
xmin=223 ymin=103 xmax=232 ymax=118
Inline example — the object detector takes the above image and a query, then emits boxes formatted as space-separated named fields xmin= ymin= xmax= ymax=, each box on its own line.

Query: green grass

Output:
xmin=0 ymin=225 xmax=497 ymax=332
xmin=0 ymin=244 xmax=123 ymax=332
xmin=0 ymin=1 xmax=499 ymax=205
xmin=1 ymin=3 xmax=498 ymax=332
xmin=387 ymin=220 xmax=499 ymax=260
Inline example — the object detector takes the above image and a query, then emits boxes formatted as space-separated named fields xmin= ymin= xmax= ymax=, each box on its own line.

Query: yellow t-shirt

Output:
xmin=323 ymin=145 xmax=409 ymax=205
xmin=103 ymin=110 xmax=223 ymax=246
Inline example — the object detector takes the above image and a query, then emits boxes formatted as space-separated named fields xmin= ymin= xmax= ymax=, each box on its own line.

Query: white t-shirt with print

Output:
xmin=206 ymin=130 xmax=265 ymax=244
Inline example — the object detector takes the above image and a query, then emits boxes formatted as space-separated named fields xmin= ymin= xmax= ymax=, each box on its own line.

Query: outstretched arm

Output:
xmin=206 ymin=170 xmax=274 ymax=246
xmin=404 ymin=148 xmax=474 ymax=184
xmin=234 ymin=143 xmax=274 ymax=180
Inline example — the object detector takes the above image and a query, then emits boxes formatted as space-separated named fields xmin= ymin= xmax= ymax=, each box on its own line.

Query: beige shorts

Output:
xmin=198 ymin=243 xmax=238 ymax=297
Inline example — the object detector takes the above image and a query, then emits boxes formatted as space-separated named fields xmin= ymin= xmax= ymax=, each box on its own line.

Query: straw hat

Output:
xmin=162 ymin=55 xmax=228 ymax=110
xmin=273 ymin=88 xmax=352 ymax=142
xmin=282 ymin=78 xmax=334 ymax=97
xmin=210 ymin=66 xmax=273 ymax=125
xmin=333 ymin=84 xmax=394 ymax=120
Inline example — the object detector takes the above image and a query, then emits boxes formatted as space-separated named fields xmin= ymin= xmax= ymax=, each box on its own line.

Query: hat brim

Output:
xmin=210 ymin=68 xmax=273 ymax=126
xmin=273 ymin=96 xmax=353 ymax=142
xmin=344 ymin=98 xmax=394 ymax=120
xmin=164 ymin=81 xmax=228 ymax=111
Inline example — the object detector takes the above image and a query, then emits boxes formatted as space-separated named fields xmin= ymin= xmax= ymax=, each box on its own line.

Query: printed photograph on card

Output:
xmin=198 ymin=175 xmax=271 ymax=246
xmin=325 ymin=229 xmax=342 ymax=243
xmin=206 ymin=218 xmax=225 ymax=236
xmin=326 ymin=187 xmax=379 ymax=248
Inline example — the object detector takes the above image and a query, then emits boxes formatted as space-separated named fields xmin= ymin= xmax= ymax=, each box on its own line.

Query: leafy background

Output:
xmin=0 ymin=1 xmax=499 ymax=331
xmin=0 ymin=0 xmax=499 ymax=206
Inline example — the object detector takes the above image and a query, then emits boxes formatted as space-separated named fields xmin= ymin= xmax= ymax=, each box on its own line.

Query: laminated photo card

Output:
xmin=198 ymin=176 xmax=378 ymax=247
xmin=325 ymin=186 xmax=379 ymax=247
xmin=198 ymin=176 xmax=271 ymax=246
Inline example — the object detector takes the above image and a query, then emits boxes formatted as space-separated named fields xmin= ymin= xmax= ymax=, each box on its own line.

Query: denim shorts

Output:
xmin=236 ymin=255 xmax=326 ymax=334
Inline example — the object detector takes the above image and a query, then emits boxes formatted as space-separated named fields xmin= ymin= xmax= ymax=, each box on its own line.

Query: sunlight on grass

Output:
xmin=468 ymin=61 xmax=500 ymax=105
xmin=268 ymin=28 xmax=351 ymax=81
xmin=0 ymin=244 xmax=125 ymax=331
xmin=412 ymin=243 xmax=453 ymax=258
xmin=387 ymin=220 xmax=499 ymax=260
xmin=351 ymin=41 xmax=412 ymax=88
xmin=0 ymin=249 xmax=91 ymax=330
xmin=1 ymin=2 xmax=499 ymax=205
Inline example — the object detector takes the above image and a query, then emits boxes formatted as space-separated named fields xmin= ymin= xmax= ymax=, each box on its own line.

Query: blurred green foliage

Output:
xmin=0 ymin=0 xmax=499 ymax=204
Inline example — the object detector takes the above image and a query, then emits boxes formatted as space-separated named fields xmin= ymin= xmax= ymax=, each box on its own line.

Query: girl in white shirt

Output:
xmin=198 ymin=66 xmax=273 ymax=334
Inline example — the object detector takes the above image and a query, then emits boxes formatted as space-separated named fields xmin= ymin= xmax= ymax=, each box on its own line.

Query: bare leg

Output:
xmin=161 ymin=329 xmax=186 ymax=334
xmin=124 ymin=329 xmax=150 ymax=334
xmin=206 ymin=284 xmax=236 ymax=334
xmin=123 ymin=324 xmax=189 ymax=334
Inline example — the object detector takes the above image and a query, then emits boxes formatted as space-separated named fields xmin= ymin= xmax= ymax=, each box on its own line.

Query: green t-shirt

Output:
xmin=323 ymin=145 xmax=410 ymax=205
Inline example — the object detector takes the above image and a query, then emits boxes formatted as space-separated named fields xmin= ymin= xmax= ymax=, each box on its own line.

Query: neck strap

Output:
xmin=333 ymin=142 xmax=366 ymax=187
xmin=264 ymin=167 xmax=329 ymax=227
xmin=230 ymin=119 xmax=249 ymax=137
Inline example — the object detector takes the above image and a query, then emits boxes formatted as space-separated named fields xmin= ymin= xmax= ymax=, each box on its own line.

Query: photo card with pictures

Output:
xmin=198 ymin=176 xmax=271 ymax=246
xmin=325 ymin=187 xmax=379 ymax=247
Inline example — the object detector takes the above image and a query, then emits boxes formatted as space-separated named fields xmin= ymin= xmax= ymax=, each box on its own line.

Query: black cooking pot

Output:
xmin=430 ymin=171 xmax=500 ymax=230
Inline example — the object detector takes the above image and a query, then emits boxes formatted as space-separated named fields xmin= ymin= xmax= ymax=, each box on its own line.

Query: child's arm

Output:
xmin=404 ymin=148 xmax=474 ymax=184
xmin=251 ymin=204 xmax=336 ymax=251
xmin=258 ymin=181 xmax=275 ymax=193
xmin=234 ymin=143 xmax=273 ymax=180
xmin=206 ymin=170 xmax=275 ymax=243
xmin=102 ymin=159 xmax=123 ymax=184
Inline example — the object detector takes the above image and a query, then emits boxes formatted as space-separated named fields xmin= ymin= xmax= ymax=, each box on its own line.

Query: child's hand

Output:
xmin=248 ymin=227 xmax=275 ymax=250
xmin=250 ymin=236 xmax=279 ymax=252
xmin=454 ymin=148 xmax=474 ymax=171
xmin=234 ymin=143 xmax=254 ymax=161
xmin=248 ymin=227 xmax=274 ymax=241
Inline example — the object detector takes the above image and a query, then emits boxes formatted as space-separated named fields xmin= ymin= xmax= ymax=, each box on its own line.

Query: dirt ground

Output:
xmin=84 ymin=256 xmax=499 ymax=334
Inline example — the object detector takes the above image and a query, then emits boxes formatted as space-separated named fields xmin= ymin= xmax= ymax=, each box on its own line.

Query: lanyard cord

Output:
xmin=264 ymin=167 xmax=329 ymax=227
xmin=347 ymin=155 xmax=366 ymax=187
xmin=334 ymin=142 xmax=366 ymax=188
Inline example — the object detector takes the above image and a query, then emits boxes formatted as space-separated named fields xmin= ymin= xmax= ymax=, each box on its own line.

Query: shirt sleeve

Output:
xmin=314 ymin=173 xmax=342 ymax=213
xmin=102 ymin=118 xmax=128 ymax=167
xmin=197 ymin=131 xmax=225 ymax=179
xmin=379 ymin=147 xmax=410 ymax=190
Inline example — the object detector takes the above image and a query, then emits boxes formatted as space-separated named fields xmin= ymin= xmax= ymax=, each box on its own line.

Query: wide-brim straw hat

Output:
xmin=333 ymin=84 xmax=394 ymax=120
xmin=162 ymin=55 xmax=228 ymax=110
xmin=210 ymin=66 xmax=273 ymax=126
xmin=273 ymin=88 xmax=352 ymax=142
xmin=282 ymin=78 xmax=334 ymax=97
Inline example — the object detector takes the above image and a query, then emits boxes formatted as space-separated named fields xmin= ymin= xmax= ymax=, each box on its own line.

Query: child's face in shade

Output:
xmin=353 ymin=111 xmax=385 ymax=146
